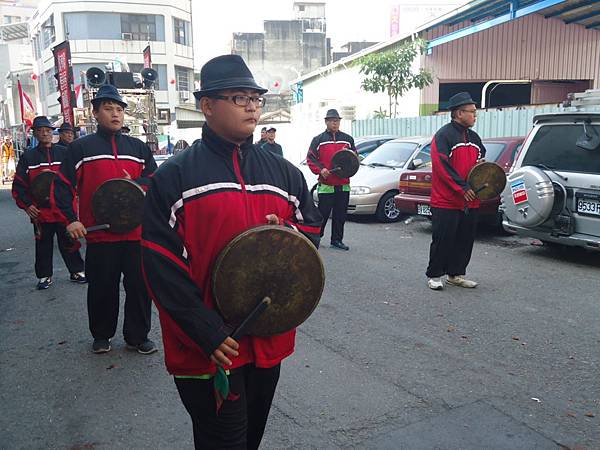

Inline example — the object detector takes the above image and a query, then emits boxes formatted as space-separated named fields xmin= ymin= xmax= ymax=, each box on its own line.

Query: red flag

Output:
xmin=17 ymin=78 xmax=35 ymax=128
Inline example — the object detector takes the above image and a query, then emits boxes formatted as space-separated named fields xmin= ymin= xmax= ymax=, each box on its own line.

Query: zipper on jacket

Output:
xmin=232 ymin=145 xmax=250 ymax=226
xmin=111 ymin=135 xmax=118 ymax=159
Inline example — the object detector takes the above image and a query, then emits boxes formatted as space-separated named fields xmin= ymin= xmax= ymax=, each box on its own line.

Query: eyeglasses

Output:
xmin=460 ymin=109 xmax=477 ymax=115
xmin=210 ymin=95 xmax=266 ymax=108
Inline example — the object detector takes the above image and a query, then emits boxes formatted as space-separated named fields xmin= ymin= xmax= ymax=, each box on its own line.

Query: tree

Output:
xmin=357 ymin=39 xmax=433 ymax=118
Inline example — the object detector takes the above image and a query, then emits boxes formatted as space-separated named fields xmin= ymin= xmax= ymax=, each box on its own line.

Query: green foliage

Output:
xmin=358 ymin=38 xmax=433 ymax=118
xmin=372 ymin=107 xmax=388 ymax=119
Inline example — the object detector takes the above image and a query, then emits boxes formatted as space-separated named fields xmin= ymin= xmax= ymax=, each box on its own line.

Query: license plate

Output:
xmin=576 ymin=197 xmax=600 ymax=216
xmin=417 ymin=204 xmax=432 ymax=216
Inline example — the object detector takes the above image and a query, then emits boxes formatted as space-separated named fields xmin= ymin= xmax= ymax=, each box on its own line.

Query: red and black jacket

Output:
xmin=307 ymin=130 xmax=356 ymax=186
xmin=141 ymin=124 xmax=322 ymax=376
xmin=430 ymin=121 xmax=487 ymax=210
xmin=12 ymin=143 xmax=70 ymax=223
xmin=53 ymin=127 xmax=157 ymax=244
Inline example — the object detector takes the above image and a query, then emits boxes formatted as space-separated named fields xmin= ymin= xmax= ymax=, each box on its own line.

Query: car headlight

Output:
xmin=350 ymin=186 xmax=371 ymax=195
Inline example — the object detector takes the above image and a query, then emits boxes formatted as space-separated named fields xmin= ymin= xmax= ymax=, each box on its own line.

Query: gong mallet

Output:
xmin=214 ymin=296 xmax=272 ymax=412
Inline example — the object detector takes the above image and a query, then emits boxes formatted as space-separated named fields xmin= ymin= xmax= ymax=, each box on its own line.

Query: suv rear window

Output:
xmin=522 ymin=124 xmax=600 ymax=174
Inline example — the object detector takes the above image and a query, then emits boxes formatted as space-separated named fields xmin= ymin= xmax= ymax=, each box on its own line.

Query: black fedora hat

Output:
xmin=448 ymin=92 xmax=476 ymax=110
xmin=91 ymin=84 xmax=127 ymax=108
xmin=58 ymin=122 xmax=74 ymax=132
xmin=32 ymin=116 xmax=54 ymax=129
xmin=194 ymin=54 xmax=267 ymax=100
xmin=325 ymin=109 xmax=341 ymax=119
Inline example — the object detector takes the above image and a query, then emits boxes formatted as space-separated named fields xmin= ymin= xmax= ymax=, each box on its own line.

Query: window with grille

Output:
xmin=42 ymin=14 xmax=55 ymax=49
xmin=173 ymin=18 xmax=190 ymax=46
xmin=121 ymin=14 xmax=157 ymax=41
xmin=175 ymin=66 xmax=190 ymax=92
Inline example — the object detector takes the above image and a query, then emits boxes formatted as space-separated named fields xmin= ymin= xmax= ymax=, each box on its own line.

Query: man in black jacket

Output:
xmin=255 ymin=126 xmax=267 ymax=145
xmin=307 ymin=109 xmax=356 ymax=250
xmin=141 ymin=54 xmax=321 ymax=450
xmin=12 ymin=116 xmax=85 ymax=289
xmin=259 ymin=127 xmax=283 ymax=157
xmin=53 ymin=85 xmax=158 ymax=355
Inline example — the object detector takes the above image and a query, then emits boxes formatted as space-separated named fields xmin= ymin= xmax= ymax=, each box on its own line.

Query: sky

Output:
xmin=191 ymin=0 xmax=465 ymax=69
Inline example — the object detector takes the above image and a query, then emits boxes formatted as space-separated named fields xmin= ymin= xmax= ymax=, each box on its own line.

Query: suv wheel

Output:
xmin=376 ymin=191 xmax=402 ymax=223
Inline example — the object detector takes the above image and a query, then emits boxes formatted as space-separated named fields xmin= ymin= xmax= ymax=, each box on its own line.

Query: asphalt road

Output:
xmin=1 ymin=184 xmax=598 ymax=449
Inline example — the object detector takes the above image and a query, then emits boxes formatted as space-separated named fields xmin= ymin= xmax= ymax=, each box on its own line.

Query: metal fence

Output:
xmin=352 ymin=105 xmax=600 ymax=139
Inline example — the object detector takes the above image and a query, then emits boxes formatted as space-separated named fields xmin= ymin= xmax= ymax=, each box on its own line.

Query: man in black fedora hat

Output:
xmin=141 ymin=54 xmax=321 ymax=450
xmin=426 ymin=91 xmax=486 ymax=291
xmin=53 ymin=84 xmax=158 ymax=355
xmin=306 ymin=108 xmax=357 ymax=250
xmin=57 ymin=122 xmax=77 ymax=147
xmin=12 ymin=116 xmax=86 ymax=289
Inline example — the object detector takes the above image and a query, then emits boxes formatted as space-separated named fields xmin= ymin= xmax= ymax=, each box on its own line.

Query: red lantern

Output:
xmin=169 ymin=78 xmax=176 ymax=85
xmin=31 ymin=73 xmax=38 ymax=81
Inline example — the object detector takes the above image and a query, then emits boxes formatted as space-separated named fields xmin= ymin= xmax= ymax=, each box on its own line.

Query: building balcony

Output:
xmin=70 ymin=39 xmax=167 ymax=56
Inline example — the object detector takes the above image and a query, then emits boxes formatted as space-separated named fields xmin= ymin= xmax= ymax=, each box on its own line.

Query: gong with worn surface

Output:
xmin=90 ymin=178 xmax=145 ymax=233
xmin=467 ymin=162 xmax=507 ymax=200
xmin=29 ymin=170 xmax=56 ymax=206
xmin=212 ymin=225 xmax=325 ymax=336
xmin=330 ymin=149 xmax=360 ymax=178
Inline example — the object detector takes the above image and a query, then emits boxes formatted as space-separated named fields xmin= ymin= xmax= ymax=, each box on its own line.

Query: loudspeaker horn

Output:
xmin=86 ymin=67 xmax=106 ymax=87
xmin=141 ymin=68 xmax=158 ymax=88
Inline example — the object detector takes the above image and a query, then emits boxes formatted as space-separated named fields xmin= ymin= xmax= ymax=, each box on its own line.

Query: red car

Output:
xmin=394 ymin=137 xmax=524 ymax=226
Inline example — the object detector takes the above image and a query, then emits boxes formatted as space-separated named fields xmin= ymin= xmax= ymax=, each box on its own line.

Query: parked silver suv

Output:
xmin=501 ymin=112 xmax=600 ymax=250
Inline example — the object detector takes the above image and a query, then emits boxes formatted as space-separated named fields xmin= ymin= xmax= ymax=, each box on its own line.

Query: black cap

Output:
xmin=121 ymin=125 xmax=131 ymax=132
xmin=267 ymin=127 xmax=276 ymax=132
xmin=447 ymin=92 xmax=476 ymax=110
xmin=325 ymin=109 xmax=341 ymax=119
xmin=32 ymin=116 xmax=54 ymax=129
xmin=194 ymin=54 xmax=267 ymax=100
xmin=261 ymin=127 xmax=267 ymax=132
xmin=58 ymin=122 xmax=74 ymax=132
xmin=91 ymin=84 xmax=127 ymax=108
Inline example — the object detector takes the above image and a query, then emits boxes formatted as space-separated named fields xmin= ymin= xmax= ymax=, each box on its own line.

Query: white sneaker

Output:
xmin=447 ymin=275 xmax=478 ymax=288
xmin=428 ymin=278 xmax=444 ymax=290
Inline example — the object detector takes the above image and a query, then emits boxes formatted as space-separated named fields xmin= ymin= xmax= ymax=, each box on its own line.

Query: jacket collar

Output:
xmin=450 ymin=120 xmax=470 ymax=133
xmin=201 ymin=123 xmax=254 ymax=157
xmin=96 ymin=126 xmax=121 ymax=139
xmin=34 ymin=143 xmax=55 ymax=159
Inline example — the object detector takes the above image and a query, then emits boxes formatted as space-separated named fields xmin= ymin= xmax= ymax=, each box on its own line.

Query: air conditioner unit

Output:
xmin=340 ymin=105 xmax=356 ymax=120
xmin=179 ymin=91 xmax=190 ymax=101
xmin=121 ymin=32 xmax=133 ymax=41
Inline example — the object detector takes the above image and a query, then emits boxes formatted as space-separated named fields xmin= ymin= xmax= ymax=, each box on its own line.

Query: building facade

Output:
xmin=0 ymin=0 xmax=39 ymax=128
xmin=232 ymin=1 xmax=329 ymax=112
xmin=29 ymin=0 xmax=194 ymax=119
xmin=291 ymin=0 xmax=600 ymax=128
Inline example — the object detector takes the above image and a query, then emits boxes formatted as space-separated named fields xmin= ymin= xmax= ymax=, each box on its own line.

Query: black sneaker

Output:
xmin=92 ymin=338 xmax=111 ymax=354
xmin=70 ymin=272 xmax=87 ymax=283
xmin=331 ymin=241 xmax=350 ymax=251
xmin=126 ymin=339 xmax=158 ymax=355
xmin=37 ymin=277 xmax=53 ymax=290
